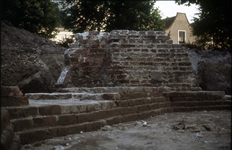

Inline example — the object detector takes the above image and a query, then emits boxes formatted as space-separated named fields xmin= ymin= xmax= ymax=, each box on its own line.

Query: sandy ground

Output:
xmin=22 ymin=110 xmax=231 ymax=150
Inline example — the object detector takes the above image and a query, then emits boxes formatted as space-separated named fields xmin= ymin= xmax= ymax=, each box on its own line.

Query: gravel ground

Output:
xmin=22 ymin=110 xmax=231 ymax=150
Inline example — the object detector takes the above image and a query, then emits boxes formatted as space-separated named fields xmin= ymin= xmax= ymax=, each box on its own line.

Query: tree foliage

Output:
xmin=61 ymin=0 xmax=166 ymax=33
xmin=177 ymin=0 xmax=232 ymax=49
xmin=1 ymin=0 xmax=61 ymax=38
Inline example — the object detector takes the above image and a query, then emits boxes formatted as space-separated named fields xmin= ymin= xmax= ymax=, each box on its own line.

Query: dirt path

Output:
xmin=22 ymin=110 xmax=231 ymax=150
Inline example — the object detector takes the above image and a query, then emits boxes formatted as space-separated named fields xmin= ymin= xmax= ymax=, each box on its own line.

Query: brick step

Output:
xmin=17 ymin=103 xmax=230 ymax=145
xmin=111 ymin=67 xmax=193 ymax=73
xmin=110 ymin=66 xmax=193 ymax=71
xmin=108 ymin=70 xmax=194 ymax=74
xmin=112 ymin=60 xmax=192 ymax=65
xmin=4 ymin=100 xmax=116 ymax=120
xmin=111 ymin=56 xmax=190 ymax=62
xmin=111 ymin=62 xmax=192 ymax=67
xmin=56 ymin=86 xmax=163 ymax=94
xmin=110 ymin=44 xmax=184 ymax=49
xmin=164 ymin=91 xmax=225 ymax=101
xmin=173 ymin=105 xmax=231 ymax=112
xmin=10 ymin=103 xmax=160 ymax=132
xmin=111 ymin=48 xmax=187 ymax=54
xmin=10 ymin=96 xmax=169 ymax=132
xmin=223 ymin=95 xmax=232 ymax=100
xmin=17 ymin=107 xmax=172 ymax=145
xmin=112 ymin=51 xmax=189 ymax=56
xmin=171 ymin=100 xmax=231 ymax=107
xmin=25 ymin=92 xmax=120 ymax=101
xmin=9 ymin=96 xmax=168 ymax=131
xmin=112 ymin=52 xmax=189 ymax=58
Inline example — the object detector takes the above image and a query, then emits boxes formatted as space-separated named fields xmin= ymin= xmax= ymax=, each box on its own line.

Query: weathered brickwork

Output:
xmin=56 ymin=30 xmax=201 ymax=91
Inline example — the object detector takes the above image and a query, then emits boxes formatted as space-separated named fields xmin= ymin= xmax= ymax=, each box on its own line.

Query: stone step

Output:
xmin=173 ymin=105 xmax=231 ymax=112
xmin=17 ymin=107 xmax=172 ymax=145
xmin=111 ymin=62 xmax=192 ymax=67
xmin=10 ymin=97 xmax=168 ymax=132
xmin=111 ymin=48 xmax=187 ymax=54
xmin=111 ymin=57 xmax=190 ymax=63
xmin=17 ymin=101 xmax=230 ymax=145
xmin=164 ymin=91 xmax=225 ymax=101
xmin=11 ymin=94 xmax=229 ymax=133
xmin=112 ymin=51 xmax=189 ymax=56
xmin=171 ymin=100 xmax=231 ymax=107
xmin=56 ymin=86 xmax=164 ymax=94
xmin=4 ymin=100 xmax=117 ymax=120
xmin=223 ymin=95 xmax=232 ymax=100
xmin=109 ymin=69 xmax=194 ymax=73
xmin=25 ymin=92 xmax=120 ymax=101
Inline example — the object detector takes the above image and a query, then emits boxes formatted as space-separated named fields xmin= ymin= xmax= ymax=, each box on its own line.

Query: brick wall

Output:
xmin=56 ymin=30 xmax=201 ymax=91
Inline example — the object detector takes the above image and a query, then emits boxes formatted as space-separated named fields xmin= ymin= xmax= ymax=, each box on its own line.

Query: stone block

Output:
xmin=188 ymin=107 xmax=198 ymax=112
xmin=50 ymin=105 xmax=62 ymax=115
xmin=47 ymin=128 xmax=58 ymax=138
xmin=85 ymin=123 xmax=94 ymax=132
xmin=77 ymin=113 xmax=90 ymax=123
xmin=173 ymin=107 xmax=189 ymax=112
xmin=33 ymin=116 xmax=57 ymax=128
xmin=95 ymin=111 xmax=108 ymax=120
xmin=39 ymin=106 xmax=51 ymax=115
xmin=57 ymin=126 xmax=68 ymax=136
xmin=159 ymin=103 xmax=166 ymax=108
xmin=93 ymin=121 xmax=102 ymax=131
xmin=12 ymin=118 xmax=33 ymax=132
xmin=20 ymin=129 xmax=47 ymax=145
xmin=86 ymin=104 xmax=94 ymax=112
xmin=157 ymin=44 xmax=172 ymax=49
xmin=57 ymin=115 xmax=77 ymax=126
xmin=224 ymin=105 xmax=231 ymax=110
xmin=7 ymin=107 xmax=38 ymax=119
xmin=67 ymin=124 xmax=85 ymax=135
xmin=79 ymin=105 xmax=87 ymax=113
xmin=123 ymin=113 xmax=139 ymax=122
xmin=138 ymin=105 xmax=147 ymax=112
xmin=166 ymin=107 xmax=174 ymax=113
xmin=107 ymin=108 xmax=120 ymax=117
xmin=172 ymin=101 xmax=186 ymax=107
xmin=106 ymin=116 xmax=122 ymax=125
xmin=102 ymin=93 xmax=120 ymax=100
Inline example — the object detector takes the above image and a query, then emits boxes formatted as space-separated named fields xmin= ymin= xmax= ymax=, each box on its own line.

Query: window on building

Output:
xmin=178 ymin=31 xmax=186 ymax=44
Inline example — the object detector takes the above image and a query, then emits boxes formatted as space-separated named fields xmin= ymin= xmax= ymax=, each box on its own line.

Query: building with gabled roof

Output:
xmin=165 ymin=13 xmax=196 ymax=44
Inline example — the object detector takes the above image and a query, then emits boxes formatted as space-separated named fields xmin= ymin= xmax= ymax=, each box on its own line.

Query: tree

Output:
xmin=60 ymin=0 xmax=166 ymax=33
xmin=176 ymin=0 xmax=232 ymax=49
xmin=1 ymin=0 xmax=61 ymax=39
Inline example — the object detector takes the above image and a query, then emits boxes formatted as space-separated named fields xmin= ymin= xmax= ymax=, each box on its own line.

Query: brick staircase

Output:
xmin=2 ymin=86 xmax=231 ymax=146
xmin=1 ymin=30 xmax=231 ymax=148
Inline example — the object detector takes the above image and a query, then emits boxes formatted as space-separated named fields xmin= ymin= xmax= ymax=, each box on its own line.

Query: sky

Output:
xmin=154 ymin=1 xmax=200 ymax=23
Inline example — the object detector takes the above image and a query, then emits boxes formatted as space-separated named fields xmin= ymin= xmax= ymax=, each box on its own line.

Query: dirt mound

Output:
xmin=1 ymin=21 xmax=66 ymax=93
